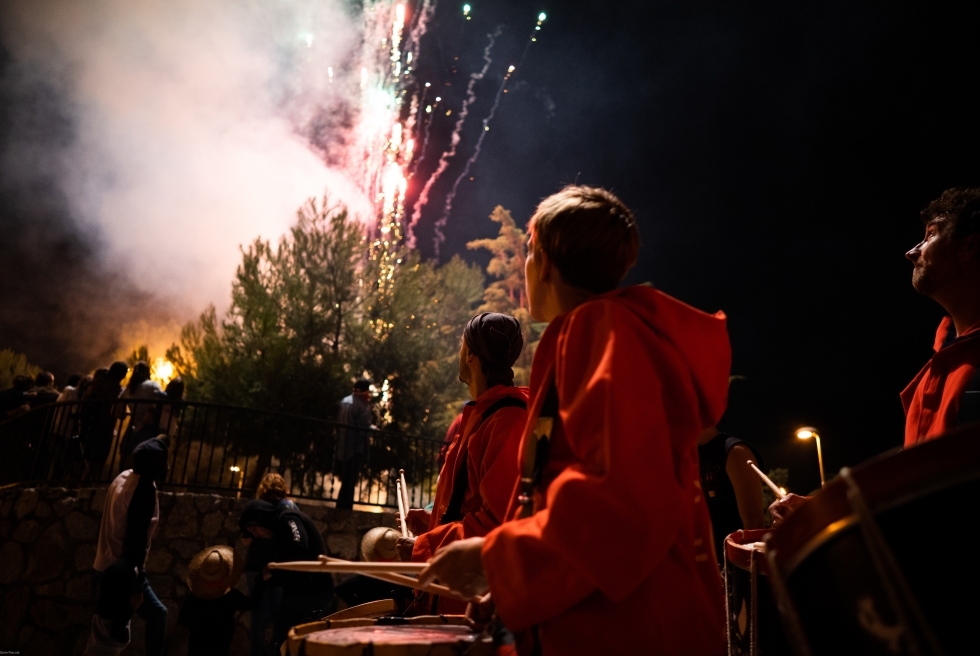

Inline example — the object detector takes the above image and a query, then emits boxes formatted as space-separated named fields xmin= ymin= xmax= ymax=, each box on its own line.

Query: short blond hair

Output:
xmin=256 ymin=472 xmax=289 ymax=503
xmin=529 ymin=186 xmax=639 ymax=293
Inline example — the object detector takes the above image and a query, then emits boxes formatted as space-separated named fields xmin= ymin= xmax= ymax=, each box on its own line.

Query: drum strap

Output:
xmin=440 ymin=395 xmax=528 ymax=525
xmin=956 ymin=366 xmax=980 ymax=426
xmin=518 ymin=381 xmax=559 ymax=520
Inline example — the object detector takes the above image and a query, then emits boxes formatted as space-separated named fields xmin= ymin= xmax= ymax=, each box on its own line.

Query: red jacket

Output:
xmin=413 ymin=385 xmax=528 ymax=563
xmin=901 ymin=317 xmax=980 ymax=447
xmin=482 ymin=286 xmax=730 ymax=656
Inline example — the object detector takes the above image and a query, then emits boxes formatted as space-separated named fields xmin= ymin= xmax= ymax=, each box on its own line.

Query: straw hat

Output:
xmin=187 ymin=545 xmax=237 ymax=600
xmin=361 ymin=527 xmax=400 ymax=562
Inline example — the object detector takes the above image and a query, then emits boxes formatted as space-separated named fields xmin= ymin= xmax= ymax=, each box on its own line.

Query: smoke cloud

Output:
xmin=0 ymin=0 xmax=372 ymax=373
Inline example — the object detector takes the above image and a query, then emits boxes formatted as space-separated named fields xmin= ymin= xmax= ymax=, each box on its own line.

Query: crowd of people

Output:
xmin=26 ymin=183 xmax=980 ymax=655
xmin=0 ymin=360 xmax=186 ymax=478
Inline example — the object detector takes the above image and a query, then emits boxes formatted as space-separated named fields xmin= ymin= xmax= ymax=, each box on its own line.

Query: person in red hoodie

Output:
xmin=397 ymin=312 xmax=528 ymax=614
xmin=419 ymin=186 xmax=730 ymax=655
xmin=771 ymin=186 xmax=980 ymax=526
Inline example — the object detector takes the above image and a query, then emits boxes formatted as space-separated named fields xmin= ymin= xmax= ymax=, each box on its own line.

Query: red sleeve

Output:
xmin=482 ymin=303 xmax=692 ymax=630
xmin=413 ymin=408 xmax=525 ymax=561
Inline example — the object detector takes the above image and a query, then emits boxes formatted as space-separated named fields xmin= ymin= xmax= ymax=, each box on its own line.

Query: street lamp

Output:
xmin=796 ymin=426 xmax=826 ymax=488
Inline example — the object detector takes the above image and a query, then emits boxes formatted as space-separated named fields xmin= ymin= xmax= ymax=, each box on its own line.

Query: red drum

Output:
xmin=285 ymin=615 xmax=492 ymax=656
xmin=724 ymin=529 xmax=789 ymax=656
xmin=765 ymin=424 xmax=980 ymax=655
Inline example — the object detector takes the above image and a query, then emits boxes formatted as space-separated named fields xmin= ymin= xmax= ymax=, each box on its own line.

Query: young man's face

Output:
xmin=906 ymin=218 xmax=960 ymax=298
xmin=458 ymin=338 xmax=472 ymax=385
xmin=525 ymin=228 xmax=546 ymax=322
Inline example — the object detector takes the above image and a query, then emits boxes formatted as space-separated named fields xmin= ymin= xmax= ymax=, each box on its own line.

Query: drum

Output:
xmin=764 ymin=423 xmax=980 ymax=656
xmin=285 ymin=615 xmax=493 ymax=656
xmin=724 ymin=529 xmax=790 ymax=656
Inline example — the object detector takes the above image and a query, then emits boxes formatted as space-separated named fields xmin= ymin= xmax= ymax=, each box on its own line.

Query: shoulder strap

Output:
xmin=440 ymin=395 xmax=528 ymax=525
xmin=518 ymin=382 xmax=559 ymax=519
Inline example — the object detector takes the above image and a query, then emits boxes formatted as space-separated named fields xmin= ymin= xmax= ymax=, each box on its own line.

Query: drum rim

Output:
xmin=766 ymin=423 xmax=980 ymax=578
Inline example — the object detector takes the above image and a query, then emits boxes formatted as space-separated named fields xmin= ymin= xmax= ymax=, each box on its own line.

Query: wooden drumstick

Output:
xmin=399 ymin=469 xmax=413 ymax=537
xmin=271 ymin=560 xmax=426 ymax=574
xmin=396 ymin=480 xmax=408 ymax=538
xmin=748 ymin=461 xmax=787 ymax=500
xmin=317 ymin=556 xmax=464 ymax=600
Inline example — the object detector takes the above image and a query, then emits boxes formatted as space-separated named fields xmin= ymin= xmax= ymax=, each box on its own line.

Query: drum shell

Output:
xmin=286 ymin=615 xmax=493 ymax=656
xmin=765 ymin=424 xmax=980 ymax=656
xmin=724 ymin=529 xmax=790 ymax=656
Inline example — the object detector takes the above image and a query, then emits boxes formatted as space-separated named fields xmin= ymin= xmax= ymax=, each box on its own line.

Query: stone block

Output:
xmin=65 ymin=512 xmax=99 ymax=540
xmin=77 ymin=488 xmax=94 ymax=500
xmin=1 ymin=500 xmax=12 ymax=518
xmin=67 ymin=604 xmax=92 ymax=626
xmin=66 ymin=575 xmax=95 ymax=602
xmin=0 ymin=519 xmax=10 ymax=540
xmin=35 ymin=502 xmax=52 ymax=518
xmin=74 ymin=543 xmax=96 ymax=571
xmin=224 ymin=513 xmax=240 ymax=532
xmin=42 ymin=487 xmax=67 ymax=500
xmin=173 ymin=560 xmax=188 ymax=583
xmin=24 ymin=523 xmax=70 ymax=582
xmin=195 ymin=495 xmax=222 ymax=514
xmin=12 ymin=519 xmax=42 ymax=544
xmin=31 ymin=600 xmax=71 ymax=631
xmin=36 ymin=581 xmax=64 ymax=596
xmin=170 ymin=539 xmax=203 ymax=560
xmin=91 ymin=487 xmax=107 ymax=514
xmin=326 ymin=533 xmax=358 ymax=560
xmin=0 ymin=541 xmax=25 ymax=583
xmin=0 ymin=586 xmax=30 ymax=646
xmin=201 ymin=511 xmax=224 ymax=538
xmin=145 ymin=548 xmax=174 ymax=574
xmin=164 ymin=495 xmax=199 ymax=538
xmin=14 ymin=489 xmax=38 ymax=519
xmin=313 ymin=520 xmax=328 ymax=535
xmin=54 ymin=496 xmax=77 ymax=516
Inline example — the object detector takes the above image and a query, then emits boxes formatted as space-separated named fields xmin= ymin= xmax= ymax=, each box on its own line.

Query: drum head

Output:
xmin=287 ymin=616 xmax=492 ymax=656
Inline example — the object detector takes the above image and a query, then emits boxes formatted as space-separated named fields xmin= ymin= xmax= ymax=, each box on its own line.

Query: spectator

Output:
xmin=80 ymin=362 xmax=128 ymax=479
xmin=155 ymin=377 xmax=185 ymax=436
xmin=29 ymin=371 xmax=60 ymax=408
xmin=57 ymin=374 xmax=84 ymax=402
xmin=0 ymin=374 xmax=33 ymax=419
xmin=179 ymin=546 xmax=256 ymax=656
xmin=118 ymin=362 xmax=164 ymax=457
xmin=335 ymin=379 xmax=373 ymax=510
xmin=239 ymin=499 xmax=333 ymax=651
xmin=86 ymin=435 xmax=169 ymax=656
xmin=247 ymin=473 xmax=299 ymax=656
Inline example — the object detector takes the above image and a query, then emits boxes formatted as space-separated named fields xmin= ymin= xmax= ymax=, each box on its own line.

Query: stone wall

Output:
xmin=0 ymin=485 xmax=396 ymax=655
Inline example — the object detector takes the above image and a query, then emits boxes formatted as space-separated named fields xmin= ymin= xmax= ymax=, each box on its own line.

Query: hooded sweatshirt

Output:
xmin=482 ymin=286 xmax=730 ymax=656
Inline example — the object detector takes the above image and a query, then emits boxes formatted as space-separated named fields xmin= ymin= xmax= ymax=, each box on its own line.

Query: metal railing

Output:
xmin=0 ymin=399 xmax=442 ymax=510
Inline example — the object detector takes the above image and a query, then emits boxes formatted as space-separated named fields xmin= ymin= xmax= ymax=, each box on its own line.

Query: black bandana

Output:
xmin=463 ymin=313 xmax=524 ymax=388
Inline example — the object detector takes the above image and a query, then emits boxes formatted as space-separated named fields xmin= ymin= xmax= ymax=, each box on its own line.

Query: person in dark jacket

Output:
xmin=80 ymin=361 xmax=128 ymax=478
xmin=239 ymin=499 xmax=334 ymax=651
xmin=335 ymin=379 xmax=374 ymax=509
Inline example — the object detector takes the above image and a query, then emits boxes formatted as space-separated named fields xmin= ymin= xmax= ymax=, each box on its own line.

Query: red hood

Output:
xmin=600 ymin=285 xmax=731 ymax=428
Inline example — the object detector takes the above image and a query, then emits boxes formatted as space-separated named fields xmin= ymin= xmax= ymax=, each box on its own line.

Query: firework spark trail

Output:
xmin=405 ymin=26 xmax=501 ymax=250
xmin=433 ymin=13 xmax=546 ymax=253
xmin=432 ymin=64 xmax=514 ymax=253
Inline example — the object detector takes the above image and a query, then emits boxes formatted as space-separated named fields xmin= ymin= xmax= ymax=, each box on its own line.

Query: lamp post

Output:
xmin=796 ymin=426 xmax=826 ymax=488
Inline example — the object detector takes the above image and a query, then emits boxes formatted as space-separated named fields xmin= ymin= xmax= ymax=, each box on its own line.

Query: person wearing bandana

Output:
xmin=397 ymin=312 xmax=529 ymax=615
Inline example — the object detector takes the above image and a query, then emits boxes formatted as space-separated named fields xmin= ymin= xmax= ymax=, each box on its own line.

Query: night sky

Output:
xmin=3 ymin=0 xmax=980 ymax=493
xmin=405 ymin=0 xmax=980 ymax=493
